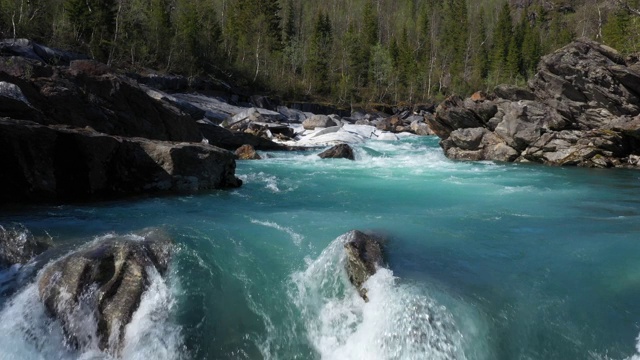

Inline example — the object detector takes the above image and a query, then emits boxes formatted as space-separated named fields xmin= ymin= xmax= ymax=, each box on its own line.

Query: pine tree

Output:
xmin=471 ymin=7 xmax=489 ymax=88
xmin=307 ymin=11 xmax=333 ymax=94
xmin=441 ymin=0 xmax=469 ymax=92
xmin=283 ymin=0 xmax=296 ymax=45
xmin=521 ymin=11 xmax=542 ymax=76
xmin=363 ymin=0 xmax=379 ymax=46
xmin=491 ymin=2 xmax=513 ymax=82
xmin=603 ymin=8 xmax=632 ymax=53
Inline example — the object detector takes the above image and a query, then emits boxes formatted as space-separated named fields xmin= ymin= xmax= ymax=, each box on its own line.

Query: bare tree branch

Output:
xmin=614 ymin=0 xmax=640 ymax=16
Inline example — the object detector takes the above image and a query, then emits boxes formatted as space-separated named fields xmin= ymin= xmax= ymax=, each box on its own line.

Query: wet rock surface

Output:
xmin=0 ymin=224 xmax=52 ymax=268
xmin=318 ymin=144 xmax=355 ymax=160
xmin=38 ymin=229 xmax=173 ymax=352
xmin=343 ymin=230 xmax=384 ymax=301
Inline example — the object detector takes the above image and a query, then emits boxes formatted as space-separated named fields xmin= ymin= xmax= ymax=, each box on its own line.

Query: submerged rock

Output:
xmin=38 ymin=228 xmax=173 ymax=352
xmin=318 ymin=144 xmax=355 ymax=160
xmin=0 ymin=224 xmax=52 ymax=268
xmin=343 ymin=230 xmax=384 ymax=301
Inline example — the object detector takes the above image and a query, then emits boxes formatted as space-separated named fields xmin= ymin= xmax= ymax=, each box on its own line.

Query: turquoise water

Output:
xmin=1 ymin=136 xmax=640 ymax=359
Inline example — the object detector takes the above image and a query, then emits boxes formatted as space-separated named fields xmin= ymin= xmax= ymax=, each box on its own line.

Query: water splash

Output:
xmin=0 ymin=233 xmax=184 ymax=360
xmin=250 ymin=219 xmax=304 ymax=246
xmin=289 ymin=233 xmax=467 ymax=360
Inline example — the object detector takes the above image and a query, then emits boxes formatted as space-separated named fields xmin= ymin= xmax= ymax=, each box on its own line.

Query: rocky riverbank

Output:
xmin=428 ymin=38 xmax=640 ymax=168
xmin=0 ymin=39 xmax=436 ymax=204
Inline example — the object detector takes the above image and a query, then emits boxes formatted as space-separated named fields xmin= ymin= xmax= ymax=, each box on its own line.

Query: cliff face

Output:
xmin=428 ymin=39 xmax=640 ymax=168
xmin=0 ymin=42 xmax=241 ymax=204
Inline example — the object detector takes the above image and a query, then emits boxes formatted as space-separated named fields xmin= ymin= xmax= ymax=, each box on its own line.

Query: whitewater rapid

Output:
xmin=289 ymin=232 xmax=470 ymax=360
xmin=0 ymin=233 xmax=184 ymax=360
xmin=1 ymin=135 xmax=640 ymax=359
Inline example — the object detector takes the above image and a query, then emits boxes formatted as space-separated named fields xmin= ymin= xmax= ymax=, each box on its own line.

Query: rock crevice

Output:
xmin=429 ymin=38 xmax=640 ymax=168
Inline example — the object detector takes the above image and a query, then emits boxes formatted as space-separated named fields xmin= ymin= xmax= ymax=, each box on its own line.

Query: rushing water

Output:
xmin=2 ymin=136 xmax=640 ymax=360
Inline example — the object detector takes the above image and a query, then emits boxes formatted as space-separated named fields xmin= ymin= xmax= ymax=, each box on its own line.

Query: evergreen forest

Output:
xmin=1 ymin=0 xmax=639 ymax=106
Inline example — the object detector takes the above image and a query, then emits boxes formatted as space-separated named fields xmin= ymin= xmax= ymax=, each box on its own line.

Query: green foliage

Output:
xmin=491 ymin=2 xmax=513 ymax=81
xmin=3 ymin=0 xmax=638 ymax=105
xmin=603 ymin=7 xmax=640 ymax=54
xmin=307 ymin=11 xmax=333 ymax=94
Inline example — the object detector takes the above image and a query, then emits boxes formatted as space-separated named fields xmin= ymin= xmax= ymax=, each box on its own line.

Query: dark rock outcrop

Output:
xmin=430 ymin=39 xmax=640 ymax=168
xmin=235 ymin=144 xmax=262 ymax=160
xmin=0 ymin=56 xmax=202 ymax=142
xmin=198 ymin=121 xmax=287 ymax=151
xmin=0 ymin=118 xmax=241 ymax=203
xmin=0 ymin=39 xmax=89 ymax=66
xmin=0 ymin=224 xmax=52 ymax=268
xmin=0 ymin=46 xmax=249 ymax=203
xmin=343 ymin=230 xmax=384 ymax=301
xmin=38 ymin=229 xmax=172 ymax=352
xmin=318 ymin=144 xmax=355 ymax=160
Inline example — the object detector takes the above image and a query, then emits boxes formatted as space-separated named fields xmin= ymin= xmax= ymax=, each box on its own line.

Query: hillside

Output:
xmin=1 ymin=0 xmax=639 ymax=106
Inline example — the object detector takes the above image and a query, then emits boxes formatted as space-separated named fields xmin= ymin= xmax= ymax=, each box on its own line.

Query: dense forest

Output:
xmin=1 ymin=0 xmax=639 ymax=105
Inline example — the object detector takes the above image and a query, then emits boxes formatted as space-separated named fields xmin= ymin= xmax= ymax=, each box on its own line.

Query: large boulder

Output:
xmin=0 ymin=118 xmax=241 ymax=203
xmin=0 ymin=224 xmax=52 ymax=268
xmin=0 ymin=56 xmax=202 ymax=142
xmin=343 ymin=230 xmax=384 ymax=301
xmin=318 ymin=144 xmax=355 ymax=160
xmin=431 ymin=39 xmax=640 ymax=168
xmin=302 ymin=114 xmax=338 ymax=130
xmin=38 ymin=229 xmax=172 ymax=352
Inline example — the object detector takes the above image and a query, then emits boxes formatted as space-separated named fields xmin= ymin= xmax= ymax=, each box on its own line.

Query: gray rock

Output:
xmin=494 ymin=84 xmax=536 ymax=101
xmin=277 ymin=106 xmax=307 ymax=123
xmin=429 ymin=96 xmax=483 ymax=138
xmin=449 ymin=127 xmax=489 ymax=150
xmin=227 ymin=107 xmax=264 ymax=129
xmin=343 ymin=230 xmax=384 ymax=301
xmin=0 ymin=56 xmax=202 ymax=142
xmin=318 ymin=144 xmax=355 ymax=160
xmin=198 ymin=121 xmax=287 ymax=151
xmin=0 ymin=81 xmax=39 ymax=119
xmin=1 ymin=39 xmax=88 ymax=65
xmin=431 ymin=39 xmax=640 ymax=168
xmin=410 ymin=119 xmax=433 ymax=135
xmin=0 ymin=224 xmax=52 ymax=268
xmin=302 ymin=114 xmax=337 ymax=130
xmin=38 ymin=228 xmax=172 ymax=352
xmin=0 ymin=118 xmax=241 ymax=203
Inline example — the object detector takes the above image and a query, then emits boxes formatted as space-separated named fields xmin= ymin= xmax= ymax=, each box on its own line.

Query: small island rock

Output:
xmin=343 ymin=230 xmax=384 ymax=301
xmin=38 ymin=229 xmax=173 ymax=352
xmin=318 ymin=144 xmax=355 ymax=160
xmin=235 ymin=144 xmax=262 ymax=160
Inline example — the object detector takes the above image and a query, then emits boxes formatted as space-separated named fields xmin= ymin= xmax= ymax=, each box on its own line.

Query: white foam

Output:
xmin=251 ymin=219 xmax=304 ymax=246
xmin=120 ymin=267 xmax=184 ymax=360
xmin=238 ymin=172 xmax=298 ymax=193
xmin=624 ymin=334 xmax=640 ymax=360
xmin=0 ymin=238 xmax=183 ymax=360
xmin=290 ymin=233 xmax=467 ymax=360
